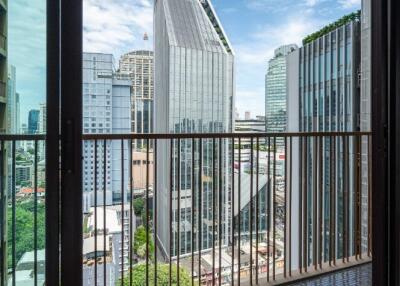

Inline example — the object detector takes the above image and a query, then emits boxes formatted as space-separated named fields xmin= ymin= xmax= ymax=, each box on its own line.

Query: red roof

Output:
xmin=19 ymin=187 xmax=45 ymax=194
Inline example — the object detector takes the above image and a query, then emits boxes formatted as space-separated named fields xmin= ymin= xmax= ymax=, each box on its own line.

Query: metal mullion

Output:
xmin=154 ymin=140 xmax=158 ymax=285
xmin=313 ymin=136 xmax=317 ymax=271
xmin=283 ymin=137 xmax=287 ymax=278
xmin=267 ymin=137 xmax=271 ymax=281
xmin=318 ymin=136 xmax=323 ymax=269
xmin=169 ymin=139 xmax=173 ymax=285
xmin=289 ymin=136 xmax=292 ymax=276
xmin=238 ymin=138 xmax=241 ymax=285
xmin=191 ymin=138 xmax=195 ymax=286
xmin=212 ymin=138 xmax=216 ymax=286
xmin=198 ymin=138 xmax=203 ymax=286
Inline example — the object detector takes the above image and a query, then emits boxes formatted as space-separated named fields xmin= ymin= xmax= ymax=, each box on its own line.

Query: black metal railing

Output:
xmin=0 ymin=135 xmax=47 ymax=286
xmin=81 ymin=131 xmax=372 ymax=286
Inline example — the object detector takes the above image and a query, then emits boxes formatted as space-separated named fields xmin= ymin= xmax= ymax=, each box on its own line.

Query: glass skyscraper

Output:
xmin=265 ymin=44 xmax=297 ymax=134
xmin=119 ymin=50 xmax=154 ymax=148
xmin=155 ymin=0 xmax=234 ymax=258
xmin=297 ymin=19 xmax=361 ymax=263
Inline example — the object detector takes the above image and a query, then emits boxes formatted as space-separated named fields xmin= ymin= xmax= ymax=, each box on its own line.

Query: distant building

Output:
xmin=244 ymin=111 xmax=251 ymax=120
xmin=83 ymin=53 xmax=131 ymax=206
xmin=119 ymin=50 xmax=154 ymax=148
xmin=7 ymin=65 xmax=20 ymax=134
xmin=155 ymin=0 xmax=235 ymax=258
xmin=265 ymin=44 xmax=298 ymax=135
xmin=28 ymin=109 xmax=40 ymax=134
xmin=8 ymin=249 xmax=45 ymax=286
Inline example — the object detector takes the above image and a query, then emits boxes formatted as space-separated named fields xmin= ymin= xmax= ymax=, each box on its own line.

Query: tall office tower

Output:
xmin=82 ymin=53 xmax=131 ymax=210
xmin=360 ymin=0 xmax=371 ymax=252
xmin=288 ymin=14 xmax=361 ymax=265
xmin=119 ymin=50 xmax=154 ymax=148
xmin=38 ymin=103 xmax=46 ymax=160
xmin=155 ymin=0 xmax=235 ymax=258
xmin=28 ymin=110 xmax=40 ymax=134
xmin=7 ymin=66 xmax=20 ymax=134
xmin=265 ymin=44 xmax=298 ymax=136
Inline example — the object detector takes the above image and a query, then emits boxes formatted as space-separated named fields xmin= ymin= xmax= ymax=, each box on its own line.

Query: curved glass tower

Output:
xmin=155 ymin=0 xmax=235 ymax=258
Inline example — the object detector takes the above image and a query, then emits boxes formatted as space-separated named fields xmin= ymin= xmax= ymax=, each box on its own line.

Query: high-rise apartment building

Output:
xmin=155 ymin=0 xmax=235 ymax=258
xmin=28 ymin=110 xmax=40 ymax=134
xmin=265 ymin=44 xmax=297 ymax=135
xmin=287 ymin=15 xmax=361 ymax=265
xmin=82 ymin=53 xmax=131 ymax=210
xmin=119 ymin=50 xmax=154 ymax=147
xmin=7 ymin=66 xmax=20 ymax=134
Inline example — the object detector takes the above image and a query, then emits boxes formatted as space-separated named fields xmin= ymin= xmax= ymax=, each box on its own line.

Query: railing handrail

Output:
xmin=82 ymin=131 xmax=372 ymax=140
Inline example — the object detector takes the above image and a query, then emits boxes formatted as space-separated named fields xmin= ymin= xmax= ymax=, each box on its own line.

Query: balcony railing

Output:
xmin=80 ymin=131 xmax=372 ymax=286
xmin=1 ymin=132 xmax=372 ymax=285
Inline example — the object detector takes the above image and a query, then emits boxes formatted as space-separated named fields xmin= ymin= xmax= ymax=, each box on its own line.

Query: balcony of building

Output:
xmin=3 ymin=131 xmax=373 ymax=285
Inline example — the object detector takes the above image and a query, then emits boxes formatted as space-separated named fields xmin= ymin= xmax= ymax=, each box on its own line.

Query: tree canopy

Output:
xmin=133 ymin=226 xmax=154 ymax=259
xmin=120 ymin=263 xmax=191 ymax=286
xmin=133 ymin=198 xmax=144 ymax=216
xmin=303 ymin=10 xmax=361 ymax=45
xmin=7 ymin=199 xmax=45 ymax=268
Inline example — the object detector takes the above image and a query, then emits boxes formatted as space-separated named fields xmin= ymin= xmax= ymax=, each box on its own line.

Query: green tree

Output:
xmin=133 ymin=198 xmax=144 ymax=216
xmin=120 ymin=263 xmax=191 ymax=286
xmin=133 ymin=226 xmax=154 ymax=259
xmin=7 ymin=199 xmax=45 ymax=268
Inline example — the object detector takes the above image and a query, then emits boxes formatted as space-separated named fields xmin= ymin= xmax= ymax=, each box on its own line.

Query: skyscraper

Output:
xmin=119 ymin=50 xmax=154 ymax=147
xmin=287 ymin=14 xmax=361 ymax=264
xmin=155 ymin=0 xmax=235 ymax=258
xmin=7 ymin=65 xmax=20 ymax=134
xmin=28 ymin=110 xmax=40 ymax=134
xmin=82 ymin=53 xmax=131 ymax=209
xmin=265 ymin=44 xmax=297 ymax=135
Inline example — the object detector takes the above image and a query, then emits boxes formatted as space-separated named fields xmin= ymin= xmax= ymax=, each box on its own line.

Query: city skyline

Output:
xmin=9 ymin=0 xmax=361 ymax=125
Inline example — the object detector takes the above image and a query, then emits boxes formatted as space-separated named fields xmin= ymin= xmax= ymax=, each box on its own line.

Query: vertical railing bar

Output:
xmin=368 ymin=135 xmax=372 ymax=257
xmin=329 ymin=136 xmax=333 ymax=266
xmin=267 ymin=137 xmax=271 ymax=281
xmin=304 ymin=137 xmax=308 ymax=272
xmin=255 ymin=137 xmax=260 ymax=283
xmin=249 ymin=137 xmax=254 ymax=285
xmin=177 ymin=138 xmax=180 ymax=286
xmin=34 ymin=140 xmax=38 ymax=286
xmin=121 ymin=139 xmax=125 ymax=285
xmin=289 ymin=136 xmax=292 ymax=277
xmin=333 ymin=136 xmax=336 ymax=265
xmin=191 ymin=138 xmax=195 ymax=286
xmin=0 ymin=140 xmax=3 ymax=286
xmin=212 ymin=138 xmax=216 ymax=286
xmin=198 ymin=138 xmax=203 ymax=286
xmin=313 ymin=136 xmax=317 ymax=271
xmin=103 ymin=139 xmax=107 ymax=285
xmin=169 ymin=138 xmax=173 ymax=286
xmin=231 ymin=137 xmax=235 ymax=286
xmin=154 ymin=140 xmax=158 ymax=285
xmin=272 ymin=136 xmax=276 ymax=280
xmin=238 ymin=137 xmax=241 ymax=286
xmin=318 ymin=136 xmax=323 ymax=269
xmin=129 ymin=139 xmax=133 ymax=286
xmin=146 ymin=138 xmax=150 ymax=286
xmin=342 ymin=135 xmax=346 ymax=264
xmin=354 ymin=135 xmax=358 ymax=260
xmin=299 ymin=137 xmax=303 ymax=273
xmin=346 ymin=135 xmax=350 ymax=262
xmin=358 ymin=135 xmax=362 ymax=260
xmin=218 ymin=138 xmax=222 ymax=286
xmin=94 ymin=140 xmax=98 ymax=285
xmin=283 ymin=136 xmax=287 ymax=278
xmin=12 ymin=140 xmax=16 ymax=286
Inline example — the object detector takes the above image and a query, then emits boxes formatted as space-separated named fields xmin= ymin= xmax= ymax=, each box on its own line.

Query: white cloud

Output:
xmin=338 ymin=0 xmax=360 ymax=9
xmin=83 ymin=0 xmax=153 ymax=59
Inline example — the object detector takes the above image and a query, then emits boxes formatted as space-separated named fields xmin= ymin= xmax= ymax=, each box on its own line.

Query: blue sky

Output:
xmin=10 ymin=0 xmax=360 ymax=125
